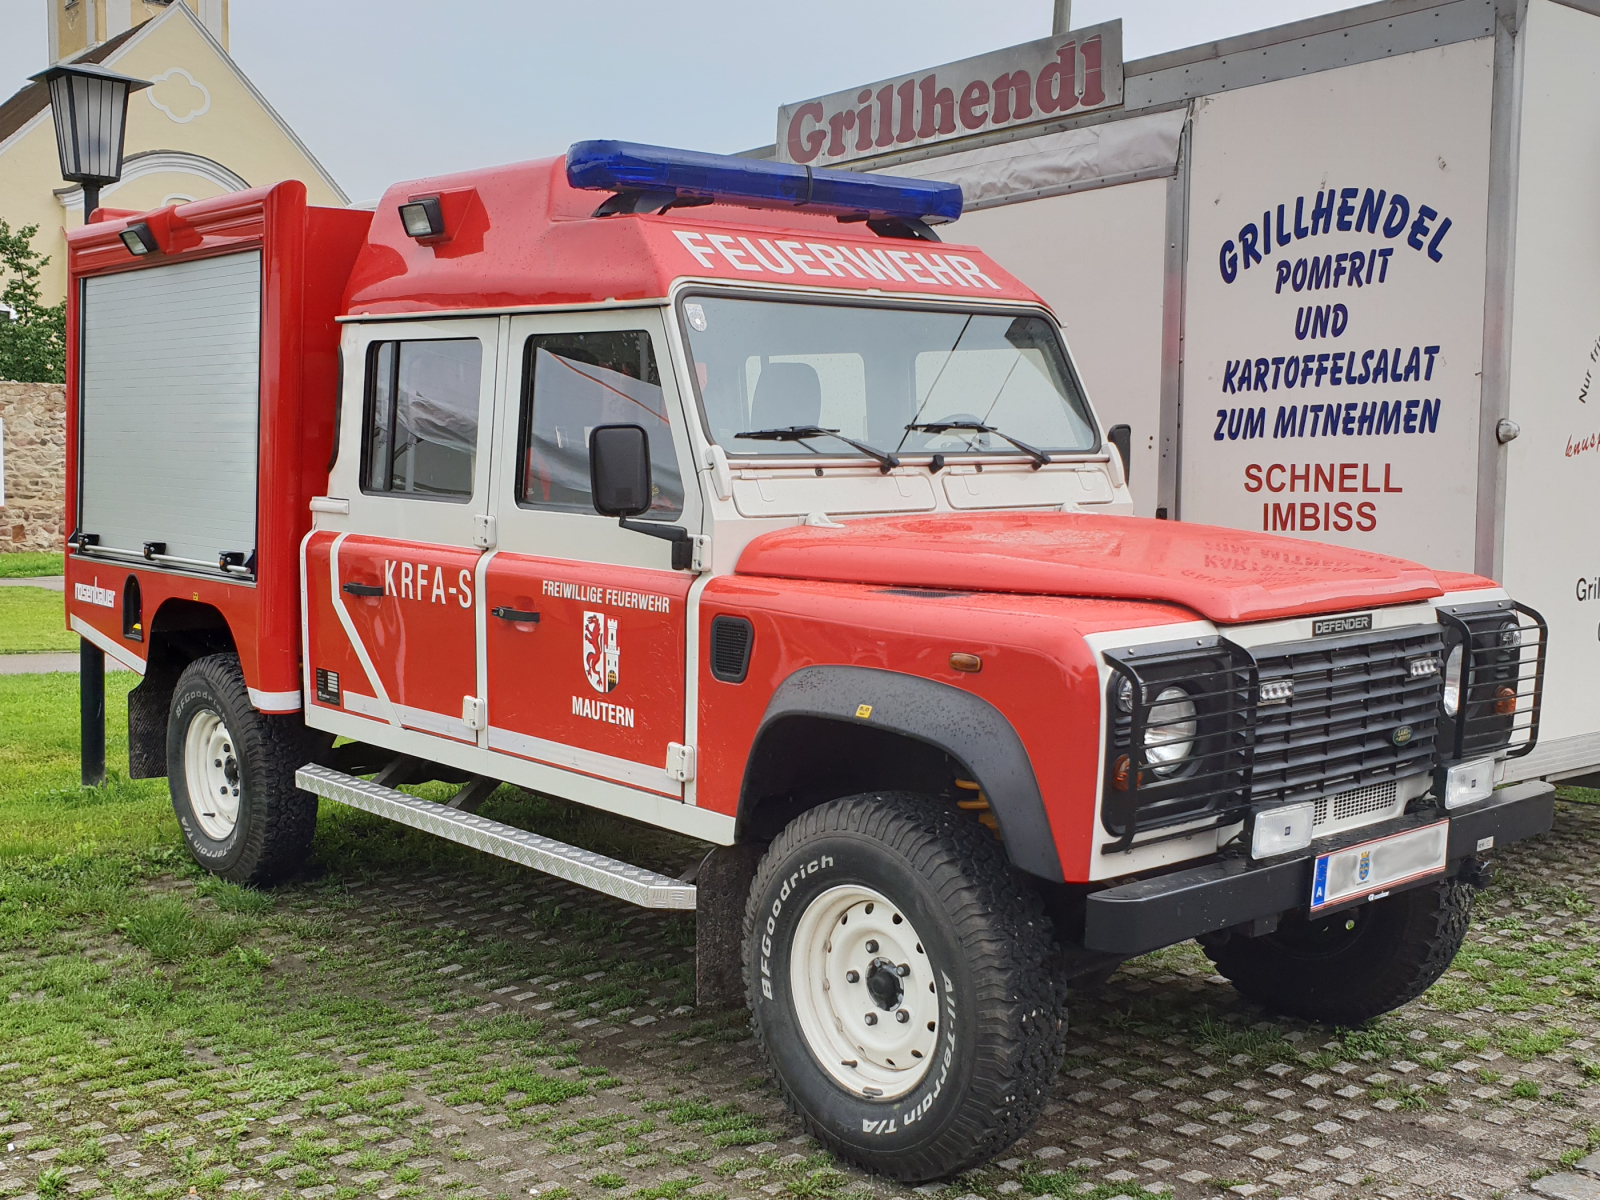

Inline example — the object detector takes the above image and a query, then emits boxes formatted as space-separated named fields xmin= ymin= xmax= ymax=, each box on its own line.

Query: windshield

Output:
xmin=677 ymin=295 xmax=1098 ymax=460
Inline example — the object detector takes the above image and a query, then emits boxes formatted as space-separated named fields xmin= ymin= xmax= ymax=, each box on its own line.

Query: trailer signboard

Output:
xmin=776 ymin=22 xmax=1124 ymax=169
xmin=1180 ymin=40 xmax=1494 ymax=572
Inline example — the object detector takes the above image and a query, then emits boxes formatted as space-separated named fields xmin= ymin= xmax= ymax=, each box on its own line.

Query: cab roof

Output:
xmin=342 ymin=155 xmax=1043 ymax=317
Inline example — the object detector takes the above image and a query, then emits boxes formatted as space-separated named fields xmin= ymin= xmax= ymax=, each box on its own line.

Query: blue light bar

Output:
xmin=566 ymin=140 xmax=963 ymax=225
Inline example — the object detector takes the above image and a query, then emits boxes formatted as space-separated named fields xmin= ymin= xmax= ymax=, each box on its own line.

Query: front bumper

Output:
xmin=1082 ymin=780 xmax=1555 ymax=956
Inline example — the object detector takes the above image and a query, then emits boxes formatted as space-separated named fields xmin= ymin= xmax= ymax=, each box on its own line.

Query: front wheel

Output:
xmin=1200 ymin=879 xmax=1473 ymax=1025
xmin=744 ymin=793 xmax=1065 ymax=1182
xmin=167 ymin=653 xmax=317 ymax=884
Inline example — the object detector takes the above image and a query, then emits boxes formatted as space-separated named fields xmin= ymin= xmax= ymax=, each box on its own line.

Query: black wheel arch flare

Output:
xmin=737 ymin=665 xmax=1064 ymax=883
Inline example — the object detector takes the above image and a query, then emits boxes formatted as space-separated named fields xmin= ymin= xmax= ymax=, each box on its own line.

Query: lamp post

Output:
xmin=31 ymin=61 xmax=151 ymax=223
xmin=33 ymin=61 xmax=149 ymax=786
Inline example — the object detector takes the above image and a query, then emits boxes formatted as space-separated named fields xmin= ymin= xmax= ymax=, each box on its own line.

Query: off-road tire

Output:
xmin=744 ymin=793 xmax=1066 ymax=1181
xmin=167 ymin=653 xmax=318 ymax=885
xmin=1200 ymin=879 xmax=1473 ymax=1025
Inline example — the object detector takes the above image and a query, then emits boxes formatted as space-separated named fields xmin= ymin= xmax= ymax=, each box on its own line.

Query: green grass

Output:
xmin=0 ymin=672 xmax=174 ymax=858
xmin=0 ymin=671 xmax=649 ymax=1200
xmin=0 ymin=584 xmax=76 ymax=652
xmin=0 ymin=549 xmax=64 ymax=577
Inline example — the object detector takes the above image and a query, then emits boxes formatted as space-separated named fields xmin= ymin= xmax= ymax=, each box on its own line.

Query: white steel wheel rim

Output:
xmin=789 ymin=884 xmax=940 ymax=1100
xmin=185 ymin=709 xmax=241 ymax=840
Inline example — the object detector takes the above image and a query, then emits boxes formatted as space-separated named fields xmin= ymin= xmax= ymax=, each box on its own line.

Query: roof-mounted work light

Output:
xmin=565 ymin=141 xmax=963 ymax=237
xmin=119 ymin=223 xmax=159 ymax=256
xmin=398 ymin=196 xmax=445 ymax=240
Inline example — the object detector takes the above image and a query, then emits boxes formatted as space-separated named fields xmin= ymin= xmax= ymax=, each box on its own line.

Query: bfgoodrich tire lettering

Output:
xmin=1200 ymin=879 xmax=1473 ymax=1025
xmin=744 ymin=793 xmax=1066 ymax=1181
xmin=167 ymin=653 xmax=317 ymax=885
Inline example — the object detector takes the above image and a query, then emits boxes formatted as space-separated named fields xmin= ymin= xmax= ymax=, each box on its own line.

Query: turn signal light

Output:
xmin=949 ymin=652 xmax=982 ymax=673
xmin=1112 ymin=754 xmax=1131 ymax=792
xmin=1494 ymin=686 xmax=1518 ymax=716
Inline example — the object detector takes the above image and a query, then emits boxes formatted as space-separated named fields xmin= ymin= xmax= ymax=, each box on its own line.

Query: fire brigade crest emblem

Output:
xmin=582 ymin=612 xmax=619 ymax=694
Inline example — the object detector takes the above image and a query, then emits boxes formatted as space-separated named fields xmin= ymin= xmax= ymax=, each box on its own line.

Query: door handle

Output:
xmin=491 ymin=606 xmax=540 ymax=624
xmin=342 ymin=582 xmax=384 ymax=597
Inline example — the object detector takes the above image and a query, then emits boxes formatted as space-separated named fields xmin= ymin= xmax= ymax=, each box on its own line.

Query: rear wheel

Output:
xmin=167 ymin=653 xmax=317 ymax=884
xmin=745 ymin=793 xmax=1065 ymax=1182
xmin=1200 ymin=879 xmax=1472 ymax=1024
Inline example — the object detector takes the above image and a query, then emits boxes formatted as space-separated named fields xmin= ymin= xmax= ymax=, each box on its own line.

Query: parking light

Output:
xmin=565 ymin=140 xmax=964 ymax=225
xmin=1251 ymin=801 xmax=1316 ymax=858
xmin=1443 ymin=757 xmax=1495 ymax=809
xmin=119 ymin=223 xmax=158 ymax=255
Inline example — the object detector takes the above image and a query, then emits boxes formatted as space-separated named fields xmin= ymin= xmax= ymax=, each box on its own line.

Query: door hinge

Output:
xmin=691 ymin=535 xmax=710 ymax=573
xmin=462 ymin=696 xmax=487 ymax=731
xmin=473 ymin=514 xmax=497 ymax=549
xmin=666 ymin=742 xmax=696 ymax=784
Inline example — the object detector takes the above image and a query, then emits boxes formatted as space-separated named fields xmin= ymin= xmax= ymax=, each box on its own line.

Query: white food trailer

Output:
xmin=766 ymin=0 xmax=1600 ymax=788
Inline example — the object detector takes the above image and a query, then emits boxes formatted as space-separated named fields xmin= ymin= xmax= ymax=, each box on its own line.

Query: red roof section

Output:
xmin=342 ymin=156 xmax=1041 ymax=315
xmin=735 ymin=511 xmax=1447 ymax=625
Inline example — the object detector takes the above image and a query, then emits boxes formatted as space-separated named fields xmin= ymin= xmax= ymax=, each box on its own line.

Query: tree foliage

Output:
xmin=0 ymin=219 xmax=67 ymax=383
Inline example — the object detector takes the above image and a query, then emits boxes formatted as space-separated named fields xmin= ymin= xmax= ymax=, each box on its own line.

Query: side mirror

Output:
xmin=589 ymin=424 xmax=653 ymax=516
xmin=1106 ymin=424 xmax=1132 ymax=485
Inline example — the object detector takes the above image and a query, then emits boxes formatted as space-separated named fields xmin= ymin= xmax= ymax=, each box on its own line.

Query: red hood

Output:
xmin=734 ymin=512 xmax=1444 ymax=624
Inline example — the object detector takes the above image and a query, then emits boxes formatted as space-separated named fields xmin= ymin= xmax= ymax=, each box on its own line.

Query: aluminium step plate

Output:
xmin=295 ymin=763 xmax=696 ymax=910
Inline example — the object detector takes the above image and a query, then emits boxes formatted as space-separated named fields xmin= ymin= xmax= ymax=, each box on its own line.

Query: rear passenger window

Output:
xmin=362 ymin=338 xmax=481 ymax=500
xmin=516 ymin=330 xmax=683 ymax=519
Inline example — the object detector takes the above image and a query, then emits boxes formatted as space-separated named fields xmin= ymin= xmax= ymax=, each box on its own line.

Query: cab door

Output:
xmin=317 ymin=319 xmax=502 ymax=744
xmin=482 ymin=310 xmax=700 ymax=796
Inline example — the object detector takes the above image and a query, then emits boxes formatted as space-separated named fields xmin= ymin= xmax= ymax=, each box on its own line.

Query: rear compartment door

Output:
xmin=320 ymin=318 xmax=502 ymax=743
xmin=80 ymin=250 xmax=261 ymax=568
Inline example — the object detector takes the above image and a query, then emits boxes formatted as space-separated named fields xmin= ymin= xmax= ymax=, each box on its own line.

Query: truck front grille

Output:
xmin=1249 ymin=624 xmax=1444 ymax=807
xmin=1100 ymin=623 xmax=1443 ymax=851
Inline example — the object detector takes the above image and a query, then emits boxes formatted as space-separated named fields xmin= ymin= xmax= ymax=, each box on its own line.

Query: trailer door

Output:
xmin=80 ymin=250 xmax=261 ymax=568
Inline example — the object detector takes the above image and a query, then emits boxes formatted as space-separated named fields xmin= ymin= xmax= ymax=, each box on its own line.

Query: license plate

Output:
xmin=1310 ymin=819 xmax=1449 ymax=912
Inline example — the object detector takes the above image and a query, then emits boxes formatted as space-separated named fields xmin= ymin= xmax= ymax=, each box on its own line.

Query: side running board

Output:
xmin=294 ymin=763 xmax=696 ymax=910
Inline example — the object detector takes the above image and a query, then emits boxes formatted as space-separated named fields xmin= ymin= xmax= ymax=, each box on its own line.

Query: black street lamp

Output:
xmin=34 ymin=60 xmax=150 ymax=786
xmin=31 ymin=61 xmax=151 ymax=223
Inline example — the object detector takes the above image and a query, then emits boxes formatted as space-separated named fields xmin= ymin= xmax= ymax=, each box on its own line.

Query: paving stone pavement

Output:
xmin=4 ymin=797 xmax=1599 ymax=1200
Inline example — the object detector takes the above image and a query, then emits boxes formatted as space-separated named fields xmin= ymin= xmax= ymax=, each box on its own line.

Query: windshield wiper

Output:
xmin=734 ymin=425 xmax=901 ymax=473
xmin=905 ymin=421 xmax=1053 ymax=469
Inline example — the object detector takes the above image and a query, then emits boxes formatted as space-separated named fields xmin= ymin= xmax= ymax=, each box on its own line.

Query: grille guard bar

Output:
xmin=1097 ymin=609 xmax=1542 ymax=855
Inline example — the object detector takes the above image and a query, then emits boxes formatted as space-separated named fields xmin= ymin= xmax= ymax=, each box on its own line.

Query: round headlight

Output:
xmin=1145 ymin=686 xmax=1198 ymax=777
xmin=1116 ymin=677 xmax=1135 ymax=713
xmin=1442 ymin=643 xmax=1463 ymax=716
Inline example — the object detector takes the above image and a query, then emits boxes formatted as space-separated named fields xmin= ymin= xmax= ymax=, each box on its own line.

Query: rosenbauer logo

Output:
xmin=74 ymin=578 xmax=116 ymax=609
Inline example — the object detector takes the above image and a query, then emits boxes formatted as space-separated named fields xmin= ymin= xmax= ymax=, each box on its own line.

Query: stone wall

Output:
xmin=0 ymin=381 xmax=67 ymax=552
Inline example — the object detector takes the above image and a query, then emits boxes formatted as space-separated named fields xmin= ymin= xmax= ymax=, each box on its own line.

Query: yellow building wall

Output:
xmin=4 ymin=2 xmax=340 ymax=304
xmin=51 ymin=1 xmax=229 ymax=65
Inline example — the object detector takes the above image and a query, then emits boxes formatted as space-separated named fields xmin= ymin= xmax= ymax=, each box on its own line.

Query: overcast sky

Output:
xmin=1 ymin=0 xmax=1355 ymax=202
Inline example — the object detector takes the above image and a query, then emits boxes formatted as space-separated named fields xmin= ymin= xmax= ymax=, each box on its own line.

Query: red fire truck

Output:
xmin=63 ymin=142 xmax=1554 ymax=1181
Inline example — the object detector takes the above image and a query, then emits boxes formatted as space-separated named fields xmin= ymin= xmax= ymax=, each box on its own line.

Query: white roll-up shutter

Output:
xmin=80 ymin=250 xmax=261 ymax=569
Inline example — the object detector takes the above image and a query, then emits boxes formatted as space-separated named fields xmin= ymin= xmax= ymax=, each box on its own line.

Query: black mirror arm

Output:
xmin=618 ymin=517 xmax=694 ymax=571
